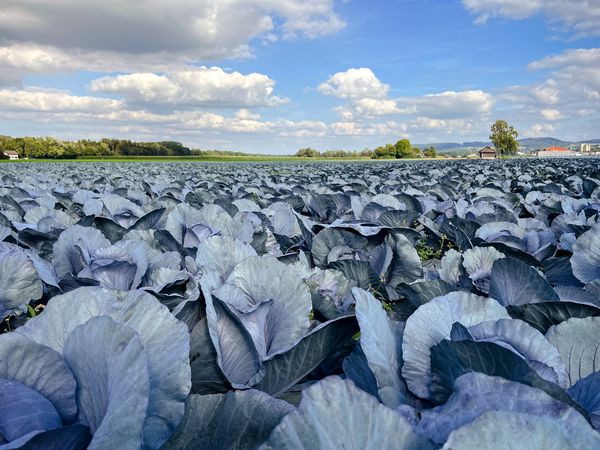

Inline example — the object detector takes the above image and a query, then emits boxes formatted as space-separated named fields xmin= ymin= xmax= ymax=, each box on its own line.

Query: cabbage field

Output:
xmin=1 ymin=159 xmax=600 ymax=449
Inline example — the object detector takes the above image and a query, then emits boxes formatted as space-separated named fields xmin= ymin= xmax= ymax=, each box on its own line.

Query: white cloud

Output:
xmin=463 ymin=0 xmax=542 ymax=23
xmin=528 ymin=48 xmax=600 ymax=71
xmin=352 ymin=98 xmax=403 ymax=115
xmin=540 ymin=108 xmax=563 ymax=120
xmin=0 ymin=88 xmax=123 ymax=112
xmin=0 ymin=86 xmax=328 ymax=140
xmin=318 ymin=68 xmax=390 ymax=99
xmin=526 ymin=48 xmax=600 ymax=110
xmin=462 ymin=0 xmax=600 ymax=37
xmin=235 ymin=109 xmax=261 ymax=120
xmin=0 ymin=0 xmax=344 ymax=76
xmin=530 ymin=83 xmax=561 ymax=105
xmin=398 ymin=90 xmax=495 ymax=118
xmin=320 ymin=72 xmax=497 ymax=141
xmin=525 ymin=123 xmax=558 ymax=137
xmin=90 ymin=67 xmax=287 ymax=108
xmin=495 ymin=47 xmax=600 ymax=139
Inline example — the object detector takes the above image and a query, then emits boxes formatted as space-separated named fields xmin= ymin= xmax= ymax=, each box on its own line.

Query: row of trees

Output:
xmin=372 ymin=139 xmax=437 ymax=159
xmin=295 ymin=148 xmax=375 ymax=158
xmin=0 ymin=136 xmax=193 ymax=159
xmin=296 ymin=141 xmax=437 ymax=159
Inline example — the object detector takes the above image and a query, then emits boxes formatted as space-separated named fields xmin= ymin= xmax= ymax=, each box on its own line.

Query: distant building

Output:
xmin=479 ymin=146 xmax=497 ymax=159
xmin=536 ymin=146 xmax=577 ymax=157
xmin=2 ymin=150 xmax=19 ymax=160
xmin=581 ymin=143 xmax=592 ymax=153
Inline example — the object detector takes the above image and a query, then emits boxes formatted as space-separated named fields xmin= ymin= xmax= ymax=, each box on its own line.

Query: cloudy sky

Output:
xmin=0 ymin=0 xmax=599 ymax=153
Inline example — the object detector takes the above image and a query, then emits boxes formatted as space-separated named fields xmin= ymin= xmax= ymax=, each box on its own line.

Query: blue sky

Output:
xmin=0 ymin=0 xmax=599 ymax=153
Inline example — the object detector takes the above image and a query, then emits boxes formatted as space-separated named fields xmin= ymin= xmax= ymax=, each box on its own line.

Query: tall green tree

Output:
xmin=423 ymin=146 xmax=437 ymax=158
xmin=490 ymin=120 xmax=519 ymax=155
xmin=395 ymin=139 xmax=415 ymax=158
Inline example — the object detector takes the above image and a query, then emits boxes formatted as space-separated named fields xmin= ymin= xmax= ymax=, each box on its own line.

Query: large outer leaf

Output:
xmin=545 ymin=317 xmax=600 ymax=387
xmin=342 ymin=345 xmax=379 ymax=399
xmin=0 ymin=378 xmax=61 ymax=443
xmin=402 ymin=291 xmax=509 ymax=399
xmin=253 ymin=316 xmax=358 ymax=397
xmin=17 ymin=287 xmax=191 ymax=449
xmin=442 ymin=410 xmax=600 ymax=450
xmin=0 ymin=249 xmax=43 ymax=318
xmin=195 ymin=236 xmax=256 ymax=285
xmin=462 ymin=246 xmax=504 ymax=292
xmin=418 ymin=372 xmax=590 ymax=444
xmin=64 ymin=316 xmax=149 ymax=450
xmin=438 ymin=249 xmax=463 ymax=285
xmin=329 ymin=260 xmax=387 ymax=299
xmin=213 ymin=256 xmax=311 ymax=358
xmin=489 ymin=257 xmax=559 ymax=306
xmin=507 ymin=301 xmax=600 ymax=333
xmin=395 ymin=280 xmax=456 ymax=319
xmin=189 ymin=317 xmax=230 ymax=395
xmin=311 ymin=228 xmax=367 ymax=268
xmin=52 ymin=225 xmax=110 ymax=279
xmin=260 ymin=377 xmax=434 ymax=450
xmin=568 ymin=371 xmax=600 ymax=430
xmin=571 ymin=223 xmax=600 ymax=283
xmin=0 ymin=333 xmax=77 ymax=422
xmin=162 ymin=391 xmax=294 ymax=450
xmin=130 ymin=208 xmax=165 ymax=231
xmin=354 ymin=287 xmax=406 ymax=407
xmin=384 ymin=233 xmax=422 ymax=287
xmin=20 ymin=424 xmax=92 ymax=450
xmin=554 ymin=285 xmax=599 ymax=306
xmin=205 ymin=292 xmax=263 ymax=388
xmin=543 ymin=256 xmax=583 ymax=287
xmin=467 ymin=318 xmax=568 ymax=387
xmin=429 ymin=339 xmax=585 ymax=416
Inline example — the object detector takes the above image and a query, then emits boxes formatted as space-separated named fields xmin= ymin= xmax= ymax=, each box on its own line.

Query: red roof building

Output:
xmin=537 ymin=146 xmax=577 ymax=157
xmin=543 ymin=146 xmax=569 ymax=152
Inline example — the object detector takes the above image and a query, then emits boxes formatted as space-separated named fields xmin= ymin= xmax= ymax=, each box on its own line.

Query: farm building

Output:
xmin=536 ymin=146 xmax=578 ymax=157
xmin=479 ymin=146 xmax=497 ymax=159
xmin=2 ymin=150 xmax=19 ymax=160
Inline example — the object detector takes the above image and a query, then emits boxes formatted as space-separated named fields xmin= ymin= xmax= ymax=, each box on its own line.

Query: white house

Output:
xmin=3 ymin=150 xmax=19 ymax=160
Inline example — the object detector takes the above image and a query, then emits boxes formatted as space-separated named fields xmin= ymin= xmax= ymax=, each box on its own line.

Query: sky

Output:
xmin=0 ymin=0 xmax=599 ymax=154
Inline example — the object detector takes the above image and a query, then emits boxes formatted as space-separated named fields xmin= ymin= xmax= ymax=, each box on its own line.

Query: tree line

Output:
xmin=296 ymin=140 xmax=437 ymax=159
xmin=0 ymin=136 xmax=197 ymax=159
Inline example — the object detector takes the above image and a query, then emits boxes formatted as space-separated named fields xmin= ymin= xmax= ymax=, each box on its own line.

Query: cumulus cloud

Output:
xmin=397 ymin=90 xmax=495 ymax=119
xmin=530 ymin=83 xmax=561 ymax=105
xmin=495 ymin=47 xmax=600 ymax=138
xmin=525 ymin=123 xmax=558 ymax=137
xmin=0 ymin=0 xmax=344 ymax=76
xmin=462 ymin=0 xmax=600 ymax=37
xmin=0 ymin=86 xmax=327 ymax=140
xmin=352 ymin=98 xmax=403 ymax=115
xmin=540 ymin=108 xmax=563 ymax=120
xmin=319 ymin=67 xmax=497 ymax=142
xmin=528 ymin=48 xmax=600 ymax=71
xmin=318 ymin=68 xmax=390 ymax=99
xmin=321 ymin=67 xmax=496 ymax=123
xmin=526 ymin=48 xmax=600 ymax=110
xmin=0 ymin=88 xmax=123 ymax=113
xmin=90 ymin=67 xmax=287 ymax=108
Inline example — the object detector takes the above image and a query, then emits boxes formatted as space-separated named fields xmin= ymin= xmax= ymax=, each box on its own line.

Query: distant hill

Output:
xmin=415 ymin=137 xmax=600 ymax=154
